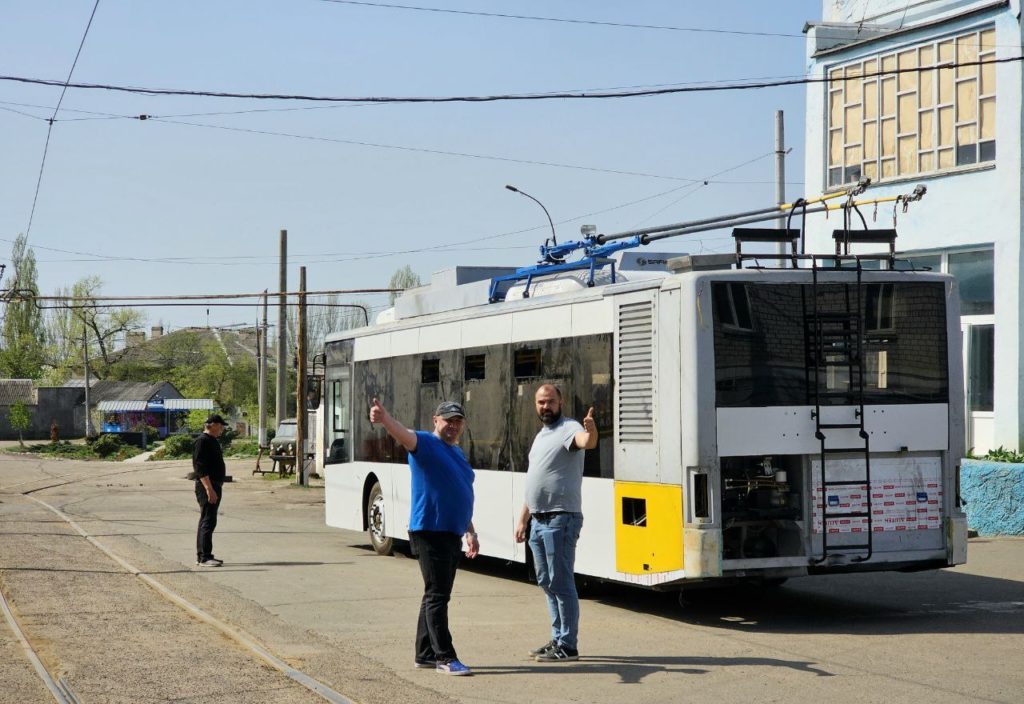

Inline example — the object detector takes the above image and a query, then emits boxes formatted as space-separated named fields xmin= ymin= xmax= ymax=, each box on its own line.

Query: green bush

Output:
xmin=92 ymin=434 xmax=123 ymax=458
xmin=224 ymin=439 xmax=260 ymax=458
xmin=980 ymin=446 xmax=1024 ymax=463
xmin=163 ymin=433 xmax=195 ymax=458
xmin=219 ymin=426 xmax=238 ymax=449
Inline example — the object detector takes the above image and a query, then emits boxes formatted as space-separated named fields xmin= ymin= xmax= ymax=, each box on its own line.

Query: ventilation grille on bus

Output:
xmin=617 ymin=300 xmax=654 ymax=442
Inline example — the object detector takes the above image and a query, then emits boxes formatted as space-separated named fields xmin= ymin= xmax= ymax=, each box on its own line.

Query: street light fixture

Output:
xmin=505 ymin=184 xmax=558 ymax=247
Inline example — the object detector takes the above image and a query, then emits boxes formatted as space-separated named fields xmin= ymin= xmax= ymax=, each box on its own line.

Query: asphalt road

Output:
xmin=1 ymin=453 xmax=1022 ymax=704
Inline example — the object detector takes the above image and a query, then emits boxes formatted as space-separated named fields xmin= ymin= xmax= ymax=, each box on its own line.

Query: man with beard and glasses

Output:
xmin=514 ymin=384 xmax=597 ymax=662
xmin=369 ymin=398 xmax=479 ymax=676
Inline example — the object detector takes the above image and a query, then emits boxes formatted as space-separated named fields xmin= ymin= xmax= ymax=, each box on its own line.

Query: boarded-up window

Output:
xmin=826 ymin=26 xmax=996 ymax=187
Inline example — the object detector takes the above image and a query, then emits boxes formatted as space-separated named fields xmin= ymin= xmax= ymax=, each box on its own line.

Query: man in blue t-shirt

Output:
xmin=370 ymin=397 xmax=479 ymax=677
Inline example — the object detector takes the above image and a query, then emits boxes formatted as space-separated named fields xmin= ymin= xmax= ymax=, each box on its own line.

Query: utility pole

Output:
xmin=82 ymin=327 xmax=92 ymax=437
xmin=258 ymin=290 xmax=268 ymax=446
xmin=295 ymin=266 xmax=307 ymax=487
xmin=275 ymin=230 xmax=287 ymax=429
xmin=775 ymin=110 xmax=788 ymax=264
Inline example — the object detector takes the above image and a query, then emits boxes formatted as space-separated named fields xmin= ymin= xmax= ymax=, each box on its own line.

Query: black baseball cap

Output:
xmin=434 ymin=401 xmax=466 ymax=419
xmin=205 ymin=413 xmax=229 ymax=426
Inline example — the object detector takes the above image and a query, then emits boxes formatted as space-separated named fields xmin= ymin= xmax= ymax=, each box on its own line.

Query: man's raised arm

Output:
xmin=574 ymin=407 xmax=598 ymax=450
xmin=369 ymin=398 xmax=418 ymax=452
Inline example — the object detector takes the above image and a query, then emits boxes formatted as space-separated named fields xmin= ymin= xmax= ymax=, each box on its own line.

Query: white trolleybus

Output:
xmin=319 ymin=185 xmax=968 ymax=590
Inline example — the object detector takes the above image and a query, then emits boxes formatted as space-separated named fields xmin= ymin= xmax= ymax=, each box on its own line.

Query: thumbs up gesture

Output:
xmin=369 ymin=398 xmax=385 ymax=424
xmin=582 ymin=407 xmax=596 ymax=434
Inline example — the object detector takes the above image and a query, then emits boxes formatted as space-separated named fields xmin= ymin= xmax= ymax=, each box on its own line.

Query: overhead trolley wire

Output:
xmin=24 ymin=0 xmax=101 ymax=239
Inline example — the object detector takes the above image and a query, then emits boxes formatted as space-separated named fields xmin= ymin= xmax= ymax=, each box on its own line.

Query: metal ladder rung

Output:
xmin=822 ymin=447 xmax=871 ymax=454
xmin=823 ymin=479 xmax=869 ymax=486
xmin=818 ymin=423 xmax=861 ymax=429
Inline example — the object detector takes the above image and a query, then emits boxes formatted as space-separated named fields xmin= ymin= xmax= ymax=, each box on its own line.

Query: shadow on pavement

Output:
xmin=472 ymin=654 xmax=833 ymax=683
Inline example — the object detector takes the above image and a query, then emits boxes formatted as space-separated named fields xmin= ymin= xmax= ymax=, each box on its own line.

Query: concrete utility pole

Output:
xmin=275 ymin=230 xmax=287 ymax=429
xmin=258 ymin=290 xmax=268 ymax=446
xmin=295 ymin=267 xmax=307 ymax=487
xmin=775 ymin=110 xmax=788 ymax=264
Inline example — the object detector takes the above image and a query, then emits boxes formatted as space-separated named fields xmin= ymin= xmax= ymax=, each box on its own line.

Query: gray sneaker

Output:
xmin=529 ymin=639 xmax=557 ymax=656
xmin=536 ymin=645 xmax=579 ymax=662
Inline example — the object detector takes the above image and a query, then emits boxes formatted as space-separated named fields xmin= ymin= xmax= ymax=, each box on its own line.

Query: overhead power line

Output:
xmin=316 ymin=0 xmax=806 ymax=39
xmin=19 ymin=288 xmax=399 ymax=303
xmin=151 ymin=116 xmax=793 ymax=186
xmin=1 ymin=55 xmax=1017 ymax=105
xmin=317 ymin=0 xmax=1015 ymax=49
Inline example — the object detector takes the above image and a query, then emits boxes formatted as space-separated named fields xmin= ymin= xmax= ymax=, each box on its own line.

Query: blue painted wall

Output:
xmin=960 ymin=459 xmax=1024 ymax=535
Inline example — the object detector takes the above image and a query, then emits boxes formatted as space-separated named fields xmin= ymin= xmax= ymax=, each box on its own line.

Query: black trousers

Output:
xmin=409 ymin=530 xmax=462 ymax=663
xmin=195 ymin=481 xmax=222 ymax=561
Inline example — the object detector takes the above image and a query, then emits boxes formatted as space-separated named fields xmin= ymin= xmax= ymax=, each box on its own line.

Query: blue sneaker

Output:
xmin=436 ymin=659 xmax=472 ymax=676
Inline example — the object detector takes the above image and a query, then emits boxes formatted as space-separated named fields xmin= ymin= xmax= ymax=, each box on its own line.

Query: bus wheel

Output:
xmin=367 ymin=482 xmax=393 ymax=556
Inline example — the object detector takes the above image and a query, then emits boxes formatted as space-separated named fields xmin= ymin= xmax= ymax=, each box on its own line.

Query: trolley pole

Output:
xmin=275 ymin=230 xmax=287 ymax=430
xmin=295 ymin=267 xmax=307 ymax=487
xmin=258 ymin=290 xmax=268 ymax=446
xmin=775 ymin=110 xmax=787 ymax=265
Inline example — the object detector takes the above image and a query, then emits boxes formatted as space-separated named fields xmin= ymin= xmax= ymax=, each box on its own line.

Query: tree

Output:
xmin=49 ymin=277 xmax=146 ymax=381
xmin=0 ymin=234 xmax=46 ymax=379
xmin=7 ymin=400 xmax=32 ymax=447
xmin=388 ymin=265 xmax=422 ymax=305
xmin=287 ymin=294 xmax=369 ymax=365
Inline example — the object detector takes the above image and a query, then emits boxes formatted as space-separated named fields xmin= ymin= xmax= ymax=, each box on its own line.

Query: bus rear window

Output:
xmin=712 ymin=281 xmax=948 ymax=407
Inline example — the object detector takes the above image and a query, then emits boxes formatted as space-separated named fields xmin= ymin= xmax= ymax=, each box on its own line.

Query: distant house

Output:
xmin=71 ymin=380 xmax=213 ymax=437
xmin=0 ymin=379 xmax=84 ymax=441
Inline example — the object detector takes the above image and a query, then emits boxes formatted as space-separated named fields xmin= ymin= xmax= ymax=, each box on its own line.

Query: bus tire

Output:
xmin=367 ymin=481 xmax=393 ymax=556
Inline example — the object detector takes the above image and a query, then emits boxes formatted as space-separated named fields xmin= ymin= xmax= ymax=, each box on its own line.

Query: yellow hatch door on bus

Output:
xmin=614 ymin=482 xmax=683 ymax=574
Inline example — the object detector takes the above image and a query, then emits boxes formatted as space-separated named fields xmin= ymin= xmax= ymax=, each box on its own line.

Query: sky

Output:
xmin=0 ymin=0 xmax=824 ymax=331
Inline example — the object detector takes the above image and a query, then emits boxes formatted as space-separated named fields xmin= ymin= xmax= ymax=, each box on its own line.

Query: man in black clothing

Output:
xmin=193 ymin=414 xmax=229 ymax=567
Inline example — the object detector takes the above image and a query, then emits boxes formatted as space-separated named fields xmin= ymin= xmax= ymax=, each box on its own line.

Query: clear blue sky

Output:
xmin=1 ymin=1 xmax=822 ymax=330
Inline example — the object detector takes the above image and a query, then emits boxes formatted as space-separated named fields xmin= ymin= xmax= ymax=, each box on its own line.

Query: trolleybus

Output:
xmin=319 ymin=217 xmax=968 ymax=589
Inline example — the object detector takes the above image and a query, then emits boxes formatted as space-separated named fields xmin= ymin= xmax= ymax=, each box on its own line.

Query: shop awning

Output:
xmin=97 ymin=400 xmax=147 ymax=412
xmin=164 ymin=398 xmax=215 ymax=410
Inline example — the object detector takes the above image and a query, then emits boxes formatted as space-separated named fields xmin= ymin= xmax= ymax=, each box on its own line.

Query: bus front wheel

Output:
xmin=367 ymin=482 xmax=394 ymax=556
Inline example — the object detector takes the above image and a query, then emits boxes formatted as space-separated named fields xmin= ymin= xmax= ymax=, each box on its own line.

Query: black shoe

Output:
xmin=536 ymin=645 xmax=579 ymax=662
xmin=529 ymin=639 xmax=557 ymax=656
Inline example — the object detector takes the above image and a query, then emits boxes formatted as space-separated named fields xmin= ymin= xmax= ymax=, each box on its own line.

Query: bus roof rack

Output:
xmin=832 ymin=228 xmax=897 ymax=267
xmin=733 ymin=227 xmax=801 ymax=268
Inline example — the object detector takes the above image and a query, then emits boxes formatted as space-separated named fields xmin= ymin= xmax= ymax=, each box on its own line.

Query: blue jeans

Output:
xmin=528 ymin=512 xmax=583 ymax=650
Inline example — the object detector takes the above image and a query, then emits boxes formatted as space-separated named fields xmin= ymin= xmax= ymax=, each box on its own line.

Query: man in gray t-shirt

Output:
xmin=514 ymin=384 xmax=597 ymax=662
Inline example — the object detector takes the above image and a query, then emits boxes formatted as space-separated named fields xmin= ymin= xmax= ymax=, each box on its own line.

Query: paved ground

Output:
xmin=1 ymin=453 xmax=1022 ymax=704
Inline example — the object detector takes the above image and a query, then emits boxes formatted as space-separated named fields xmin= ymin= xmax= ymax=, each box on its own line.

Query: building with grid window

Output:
xmin=804 ymin=0 xmax=1009 ymax=453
